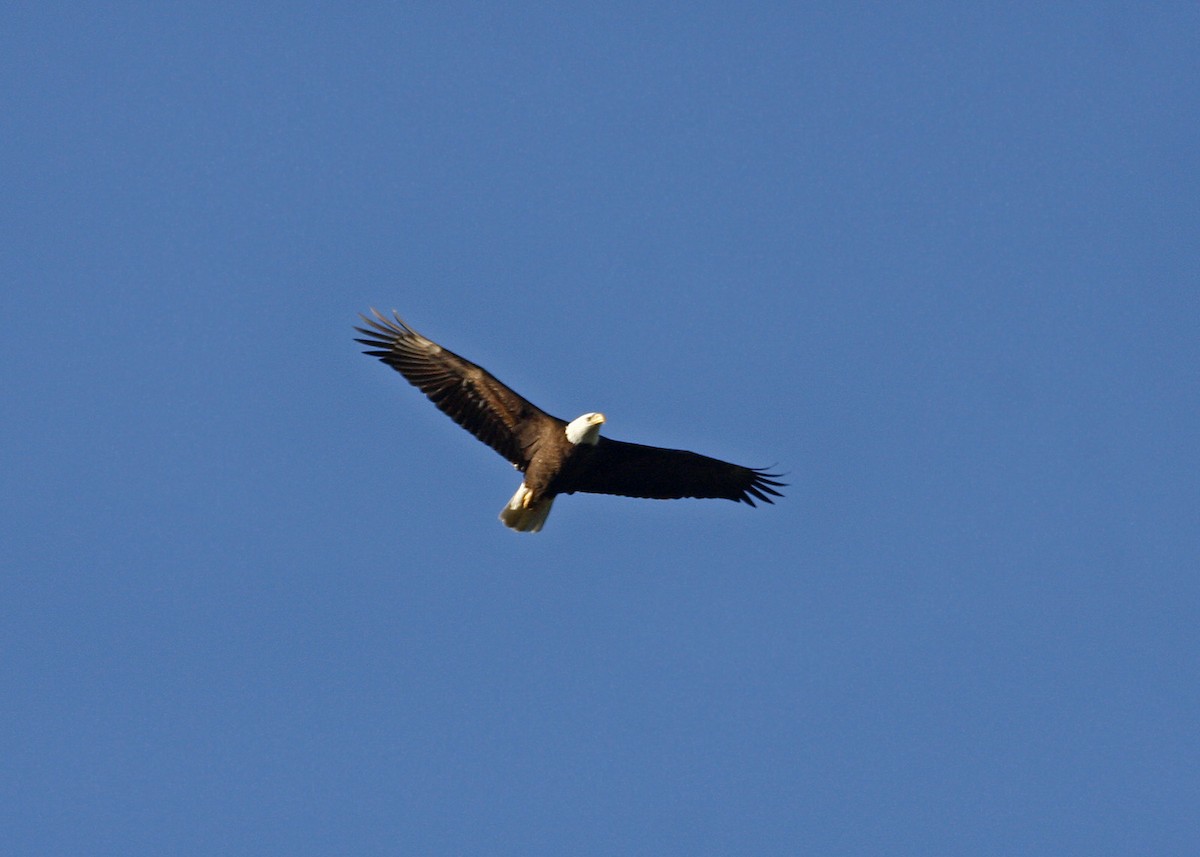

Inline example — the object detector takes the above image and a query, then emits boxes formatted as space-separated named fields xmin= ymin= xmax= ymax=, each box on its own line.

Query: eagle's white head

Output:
xmin=565 ymin=412 xmax=606 ymax=445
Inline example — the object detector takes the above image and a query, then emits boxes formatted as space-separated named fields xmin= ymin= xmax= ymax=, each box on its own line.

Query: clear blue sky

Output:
xmin=3 ymin=3 xmax=1197 ymax=854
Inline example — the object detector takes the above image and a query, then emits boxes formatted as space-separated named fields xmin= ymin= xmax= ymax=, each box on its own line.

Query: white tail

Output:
xmin=499 ymin=483 xmax=555 ymax=533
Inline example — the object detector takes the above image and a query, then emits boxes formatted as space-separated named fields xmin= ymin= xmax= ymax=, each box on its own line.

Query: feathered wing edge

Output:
xmin=565 ymin=438 xmax=786 ymax=506
xmin=354 ymin=309 xmax=560 ymax=468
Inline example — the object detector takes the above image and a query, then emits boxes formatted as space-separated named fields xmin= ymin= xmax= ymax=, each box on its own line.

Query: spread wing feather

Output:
xmin=567 ymin=438 xmax=786 ymax=506
xmin=354 ymin=309 xmax=560 ymax=468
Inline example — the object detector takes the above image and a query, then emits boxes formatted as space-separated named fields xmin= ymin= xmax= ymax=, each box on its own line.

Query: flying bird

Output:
xmin=355 ymin=309 xmax=784 ymax=532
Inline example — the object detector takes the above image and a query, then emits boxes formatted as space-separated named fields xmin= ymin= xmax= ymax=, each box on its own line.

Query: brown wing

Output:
xmin=563 ymin=438 xmax=785 ymax=505
xmin=354 ymin=309 xmax=562 ymax=469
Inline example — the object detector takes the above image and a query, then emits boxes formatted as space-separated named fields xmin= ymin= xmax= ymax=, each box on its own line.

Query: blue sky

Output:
xmin=3 ymin=3 xmax=1197 ymax=854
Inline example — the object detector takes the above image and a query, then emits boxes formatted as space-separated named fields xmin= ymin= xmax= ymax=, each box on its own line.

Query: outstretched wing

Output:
xmin=566 ymin=438 xmax=785 ymax=506
xmin=354 ymin=309 xmax=561 ymax=468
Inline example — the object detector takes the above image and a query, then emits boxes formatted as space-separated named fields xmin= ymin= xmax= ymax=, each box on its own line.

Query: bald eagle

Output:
xmin=355 ymin=309 xmax=784 ymax=532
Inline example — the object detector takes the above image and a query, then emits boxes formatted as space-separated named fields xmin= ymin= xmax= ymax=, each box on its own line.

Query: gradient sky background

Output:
xmin=3 ymin=3 xmax=1198 ymax=855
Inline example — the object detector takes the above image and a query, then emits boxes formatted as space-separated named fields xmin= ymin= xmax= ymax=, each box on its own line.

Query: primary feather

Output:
xmin=354 ymin=309 xmax=559 ymax=469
